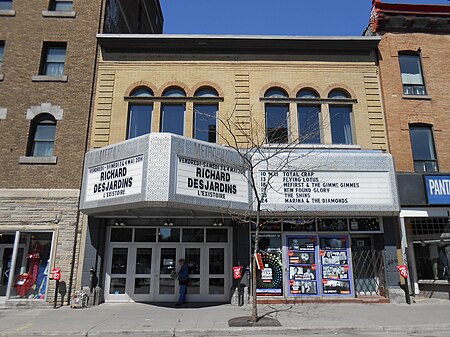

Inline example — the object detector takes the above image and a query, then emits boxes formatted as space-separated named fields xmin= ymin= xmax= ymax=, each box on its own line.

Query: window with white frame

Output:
xmin=41 ymin=43 xmax=67 ymax=77
xmin=409 ymin=124 xmax=438 ymax=172
xmin=399 ymin=54 xmax=426 ymax=96
xmin=27 ymin=114 xmax=57 ymax=157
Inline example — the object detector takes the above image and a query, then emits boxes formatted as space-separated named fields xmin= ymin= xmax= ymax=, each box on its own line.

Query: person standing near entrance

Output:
xmin=176 ymin=259 xmax=189 ymax=306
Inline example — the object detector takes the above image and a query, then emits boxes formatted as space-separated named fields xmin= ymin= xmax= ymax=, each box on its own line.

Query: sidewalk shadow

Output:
xmin=136 ymin=301 xmax=228 ymax=309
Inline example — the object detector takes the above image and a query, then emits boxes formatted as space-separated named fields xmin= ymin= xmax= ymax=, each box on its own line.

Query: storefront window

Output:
xmin=182 ymin=228 xmax=204 ymax=242
xmin=206 ymin=228 xmax=228 ymax=242
xmin=134 ymin=228 xmax=156 ymax=242
xmin=110 ymin=228 xmax=132 ymax=242
xmin=9 ymin=232 xmax=52 ymax=300
xmin=283 ymin=219 xmax=316 ymax=231
xmin=318 ymin=218 xmax=348 ymax=231
xmin=158 ymin=228 xmax=180 ymax=242
xmin=349 ymin=218 xmax=381 ymax=232
xmin=252 ymin=233 xmax=283 ymax=296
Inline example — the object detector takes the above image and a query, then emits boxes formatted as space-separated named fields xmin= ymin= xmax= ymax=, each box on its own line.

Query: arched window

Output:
xmin=328 ymin=89 xmax=353 ymax=145
xmin=297 ymin=89 xmax=321 ymax=144
xmin=264 ymin=88 xmax=289 ymax=143
xmin=194 ymin=87 xmax=218 ymax=143
xmin=161 ymin=87 xmax=186 ymax=136
xmin=28 ymin=114 xmax=56 ymax=156
xmin=127 ymin=87 xmax=154 ymax=139
xmin=409 ymin=124 xmax=438 ymax=172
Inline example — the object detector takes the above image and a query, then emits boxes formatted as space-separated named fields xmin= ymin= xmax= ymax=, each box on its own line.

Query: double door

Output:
xmin=106 ymin=243 xmax=229 ymax=302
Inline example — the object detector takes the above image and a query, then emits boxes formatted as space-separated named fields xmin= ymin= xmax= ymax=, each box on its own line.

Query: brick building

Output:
xmin=0 ymin=0 xmax=162 ymax=305
xmin=78 ymin=35 xmax=402 ymax=303
xmin=367 ymin=0 xmax=450 ymax=297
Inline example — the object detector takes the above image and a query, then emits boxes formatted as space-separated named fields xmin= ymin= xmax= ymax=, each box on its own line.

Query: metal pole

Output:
xmin=5 ymin=231 xmax=20 ymax=300
xmin=53 ymin=280 xmax=60 ymax=309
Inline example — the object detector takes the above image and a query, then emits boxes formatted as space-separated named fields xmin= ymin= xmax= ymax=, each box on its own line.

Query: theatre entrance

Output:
xmin=105 ymin=226 xmax=231 ymax=302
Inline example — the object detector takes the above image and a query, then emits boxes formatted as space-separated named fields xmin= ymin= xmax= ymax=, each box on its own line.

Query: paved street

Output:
xmin=0 ymin=298 xmax=449 ymax=336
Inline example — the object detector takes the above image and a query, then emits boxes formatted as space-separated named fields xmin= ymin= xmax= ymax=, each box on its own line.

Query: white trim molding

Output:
xmin=26 ymin=103 xmax=63 ymax=120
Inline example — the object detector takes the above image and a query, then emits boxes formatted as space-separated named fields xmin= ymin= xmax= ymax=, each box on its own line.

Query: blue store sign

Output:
xmin=425 ymin=175 xmax=450 ymax=205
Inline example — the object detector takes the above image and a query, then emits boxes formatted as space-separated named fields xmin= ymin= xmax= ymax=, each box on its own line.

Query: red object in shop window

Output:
xmin=15 ymin=242 xmax=42 ymax=298
xmin=51 ymin=268 xmax=61 ymax=281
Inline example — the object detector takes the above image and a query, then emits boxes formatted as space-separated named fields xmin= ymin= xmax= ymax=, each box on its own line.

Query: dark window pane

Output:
xmin=127 ymin=104 xmax=152 ymax=139
xmin=209 ymin=278 xmax=224 ymax=294
xmin=298 ymin=105 xmax=320 ymax=144
xmin=399 ymin=55 xmax=424 ymax=85
xmin=0 ymin=43 xmax=4 ymax=63
xmin=110 ymin=278 xmax=126 ymax=294
xmin=206 ymin=228 xmax=228 ymax=242
xmin=130 ymin=87 xmax=153 ymax=97
xmin=328 ymin=90 xmax=349 ymax=99
xmin=330 ymin=105 xmax=352 ymax=144
xmin=410 ymin=126 xmax=438 ymax=172
xmin=159 ymin=278 xmax=175 ymax=294
xmin=195 ymin=87 xmax=218 ymax=97
xmin=159 ymin=248 xmax=176 ymax=274
xmin=134 ymin=228 xmax=156 ymax=242
xmin=31 ymin=117 xmax=56 ymax=157
xmin=194 ymin=104 xmax=217 ymax=143
xmin=264 ymin=88 xmax=288 ymax=98
xmin=317 ymin=218 xmax=348 ymax=231
xmin=44 ymin=47 xmax=66 ymax=76
xmin=182 ymin=228 xmax=204 ymax=242
xmin=266 ymin=104 xmax=288 ymax=143
xmin=187 ymin=278 xmax=200 ymax=294
xmin=110 ymin=228 xmax=132 ymax=242
xmin=111 ymin=248 xmax=128 ymax=274
xmin=209 ymin=248 xmax=224 ymax=274
xmin=163 ymin=87 xmax=185 ymax=97
xmin=161 ymin=104 xmax=184 ymax=135
xmin=349 ymin=218 xmax=381 ymax=231
xmin=0 ymin=0 xmax=13 ymax=10
xmin=134 ymin=278 xmax=150 ymax=294
xmin=53 ymin=1 xmax=73 ymax=11
xmin=135 ymin=248 xmax=151 ymax=274
xmin=158 ymin=228 xmax=180 ymax=242
xmin=185 ymin=247 xmax=201 ymax=274
xmin=297 ymin=89 xmax=319 ymax=98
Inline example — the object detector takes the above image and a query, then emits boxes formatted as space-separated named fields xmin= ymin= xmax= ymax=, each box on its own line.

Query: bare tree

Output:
xmin=195 ymin=104 xmax=325 ymax=323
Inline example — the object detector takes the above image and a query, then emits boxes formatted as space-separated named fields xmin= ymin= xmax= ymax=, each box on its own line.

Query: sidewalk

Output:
xmin=0 ymin=298 xmax=449 ymax=336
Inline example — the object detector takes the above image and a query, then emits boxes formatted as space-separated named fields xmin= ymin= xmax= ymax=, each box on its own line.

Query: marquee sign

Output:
xmin=85 ymin=155 xmax=144 ymax=202
xmin=258 ymin=170 xmax=392 ymax=207
xmin=176 ymin=156 xmax=248 ymax=203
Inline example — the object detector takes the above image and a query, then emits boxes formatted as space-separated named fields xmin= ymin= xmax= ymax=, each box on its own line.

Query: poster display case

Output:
xmin=285 ymin=235 xmax=353 ymax=297
xmin=319 ymin=236 xmax=352 ymax=296
xmin=286 ymin=236 xmax=318 ymax=296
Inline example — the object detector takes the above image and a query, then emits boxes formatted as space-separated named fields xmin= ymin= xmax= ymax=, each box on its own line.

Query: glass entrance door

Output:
xmin=0 ymin=247 xmax=13 ymax=297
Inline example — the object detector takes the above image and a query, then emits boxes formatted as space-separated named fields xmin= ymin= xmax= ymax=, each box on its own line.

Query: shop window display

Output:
xmin=9 ymin=232 xmax=52 ymax=300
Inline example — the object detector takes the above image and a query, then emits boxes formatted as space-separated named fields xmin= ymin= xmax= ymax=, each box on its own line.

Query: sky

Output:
xmin=160 ymin=0 xmax=449 ymax=36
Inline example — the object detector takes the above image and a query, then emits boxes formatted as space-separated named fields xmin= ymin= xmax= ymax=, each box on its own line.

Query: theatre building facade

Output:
xmin=79 ymin=34 xmax=402 ymax=303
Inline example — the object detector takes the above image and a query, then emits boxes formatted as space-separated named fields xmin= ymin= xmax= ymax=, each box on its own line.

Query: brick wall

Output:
xmin=378 ymin=33 xmax=450 ymax=172
xmin=91 ymin=51 xmax=389 ymax=152
xmin=0 ymin=0 xmax=103 ymax=189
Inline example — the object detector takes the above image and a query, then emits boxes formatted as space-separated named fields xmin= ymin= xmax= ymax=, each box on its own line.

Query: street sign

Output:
xmin=51 ymin=268 xmax=61 ymax=281
xmin=397 ymin=265 xmax=408 ymax=279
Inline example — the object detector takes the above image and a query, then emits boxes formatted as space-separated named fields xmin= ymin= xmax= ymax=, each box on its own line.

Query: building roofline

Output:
xmin=97 ymin=34 xmax=381 ymax=54
xmin=370 ymin=0 xmax=450 ymax=33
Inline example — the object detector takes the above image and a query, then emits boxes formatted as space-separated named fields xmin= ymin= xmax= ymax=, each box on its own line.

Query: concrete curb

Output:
xmin=3 ymin=324 xmax=450 ymax=337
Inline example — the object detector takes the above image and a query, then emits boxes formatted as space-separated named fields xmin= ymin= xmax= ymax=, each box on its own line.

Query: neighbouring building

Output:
xmin=368 ymin=0 xmax=450 ymax=297
xmin=79 ymin=34 xmax=403 ymax=304
xmin=0 ymin=0 xmax=162 ymax=306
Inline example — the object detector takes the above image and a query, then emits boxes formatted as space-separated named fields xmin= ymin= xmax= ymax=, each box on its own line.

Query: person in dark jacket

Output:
xmin=176 ymin=258 xmax=189 ymax=306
